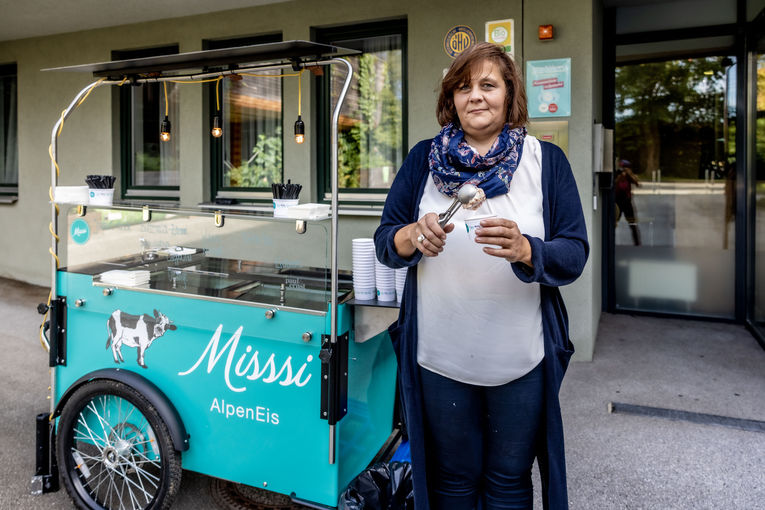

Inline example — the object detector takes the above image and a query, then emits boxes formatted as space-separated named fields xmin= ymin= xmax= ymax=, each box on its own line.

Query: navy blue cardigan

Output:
xmin=374 ymin=138 xmax=589 ymax=510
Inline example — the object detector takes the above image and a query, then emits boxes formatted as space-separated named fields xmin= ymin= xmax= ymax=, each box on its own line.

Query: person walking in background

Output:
xmin=614 ymin=159 xmax=641 ymax=246
xmin=374 ymin=42 xmax=588 ymax=510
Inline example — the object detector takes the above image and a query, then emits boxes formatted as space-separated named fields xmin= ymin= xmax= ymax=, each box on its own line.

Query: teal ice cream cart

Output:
xmin=32 ymin=42 xmax=400 ymax=510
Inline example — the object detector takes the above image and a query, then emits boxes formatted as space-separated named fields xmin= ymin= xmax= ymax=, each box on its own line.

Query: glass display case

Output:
xmin=63 ymin=205 xmax=352 ymax=313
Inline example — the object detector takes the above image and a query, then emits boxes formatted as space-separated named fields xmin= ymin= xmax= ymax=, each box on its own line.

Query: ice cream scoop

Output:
xmin=437 ymin=183 xmax=478 ymax=228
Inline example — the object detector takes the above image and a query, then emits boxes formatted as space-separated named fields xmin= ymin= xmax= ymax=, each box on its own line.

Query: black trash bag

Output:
xmin=338 ymin=461 xmax=414 ymax=510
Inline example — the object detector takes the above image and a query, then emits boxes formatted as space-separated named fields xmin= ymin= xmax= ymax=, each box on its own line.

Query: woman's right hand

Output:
xmin=394 ymin=212 xmax=455 ymax=258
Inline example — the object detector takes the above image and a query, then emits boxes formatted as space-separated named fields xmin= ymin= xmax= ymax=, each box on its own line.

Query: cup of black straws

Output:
xmin=85 ymin=175 xmax=116 ymax=206
xmin=271 ymin=180 xmax=302 ymax=218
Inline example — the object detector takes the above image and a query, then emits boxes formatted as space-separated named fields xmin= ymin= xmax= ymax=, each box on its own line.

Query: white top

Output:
xmin=416 ymin=135 xmax=545 ymax=386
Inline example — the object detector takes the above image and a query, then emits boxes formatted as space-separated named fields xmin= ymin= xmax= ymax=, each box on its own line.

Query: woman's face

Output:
xmin=453 ymin=60 xmax=508 ymax=143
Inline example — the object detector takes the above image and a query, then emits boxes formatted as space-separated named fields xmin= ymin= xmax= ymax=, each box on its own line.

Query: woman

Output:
xmin=374 ymin=42 xmax=588 ymax=510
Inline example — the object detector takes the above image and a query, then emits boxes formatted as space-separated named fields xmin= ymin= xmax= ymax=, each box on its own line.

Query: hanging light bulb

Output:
xmin=294 ymin=70 xmax=305 ymax=144
xmin=294 ymin=115 xmax=305 ymax=144
xmin=211 ymin=76 xmax=224 ymax=138
xmin=211 ymin=115 xmax=223 ymax=138
xmin=160 ymin=115 xmax=171 ymax=142
xmin=160 ymin=81 xmax=171 ymax=142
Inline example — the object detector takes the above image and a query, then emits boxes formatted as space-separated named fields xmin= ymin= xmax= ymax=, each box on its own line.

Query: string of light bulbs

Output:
xmin=157 ymin=69 xmax=307 ymax=144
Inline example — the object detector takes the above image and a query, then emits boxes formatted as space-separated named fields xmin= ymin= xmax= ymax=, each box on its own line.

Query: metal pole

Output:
xmin=47 ymin=78 xmax=118 ymax=486
xmin=49 ymin=79 xmax=118 ymax=417
xmin=326 ymin=57 xmax=353 ymax=465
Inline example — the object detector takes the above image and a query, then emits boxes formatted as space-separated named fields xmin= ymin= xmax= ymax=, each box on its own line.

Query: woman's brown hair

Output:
xmin=436 ymin=42 xmax=528 ymax=128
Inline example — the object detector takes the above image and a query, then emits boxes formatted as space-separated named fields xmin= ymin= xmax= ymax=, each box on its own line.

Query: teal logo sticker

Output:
xmin=70 ymin=219 xmax=90 ymax=245
xmin=444 ymin=25 xmax=476 ymax=58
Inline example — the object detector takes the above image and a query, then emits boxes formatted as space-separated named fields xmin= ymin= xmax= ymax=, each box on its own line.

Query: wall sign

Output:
xmin=526 ymin=58 xmax=571 ymax=118
xmin=527 ymin=120 xmax=569 ymax=156
xmin=444 ymin=25 xmax=476 ymax=58
xmin=485 ymin=19 xmax=514 ymax=57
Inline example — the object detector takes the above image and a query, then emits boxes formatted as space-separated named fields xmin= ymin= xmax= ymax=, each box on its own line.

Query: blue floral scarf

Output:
xmin=428 ymin=123 xmax=527 ymax=198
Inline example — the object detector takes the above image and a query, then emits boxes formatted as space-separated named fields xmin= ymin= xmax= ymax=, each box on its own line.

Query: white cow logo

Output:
xmin=106 ymin=309 xmax=177 ymax=368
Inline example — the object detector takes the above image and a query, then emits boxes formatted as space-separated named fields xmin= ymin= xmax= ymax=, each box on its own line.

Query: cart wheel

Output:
xmin=56 ymin=379 xmax=182 ymax=510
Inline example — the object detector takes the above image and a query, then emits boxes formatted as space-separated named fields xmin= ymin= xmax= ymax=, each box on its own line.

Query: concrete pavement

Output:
xmin=1 ymin=277 xmax=763 ymax=509
xmin=556 ymin=313 xmax=765 ymax=509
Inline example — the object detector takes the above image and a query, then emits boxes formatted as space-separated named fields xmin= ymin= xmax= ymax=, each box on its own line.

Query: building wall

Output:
xmin=523 ymin=0 xmax=600 ymax=359
xmin=0 ymin=0 xmax=600 ymax=359
xmin=591 ymin=1 xmax=605 ymax=358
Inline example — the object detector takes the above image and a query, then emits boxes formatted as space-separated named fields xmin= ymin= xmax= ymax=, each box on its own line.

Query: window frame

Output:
xmin=0 ymin=62 xmax=18 ymax=203
xmin=114 ymin=44 xmax=180 ymax=200
xmin=313 ymin=18 xmax=408 ymax=205
xmin=204 ymin=33 xmax=284 ymax=203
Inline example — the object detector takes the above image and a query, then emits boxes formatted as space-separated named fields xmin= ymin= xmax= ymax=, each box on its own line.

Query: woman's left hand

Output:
xmin=474 ymin=217 xmax=533 ymax=266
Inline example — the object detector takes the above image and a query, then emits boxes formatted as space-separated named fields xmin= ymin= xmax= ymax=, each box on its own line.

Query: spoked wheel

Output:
xmin=56 ymin=380 xmax=182 ymax=510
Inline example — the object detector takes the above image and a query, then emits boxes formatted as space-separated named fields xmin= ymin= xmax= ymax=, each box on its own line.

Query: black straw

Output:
xmin=271 ymin=181 xmax=302 ymax=199
xmin=86 ymin=175 xmax=116 ymax=189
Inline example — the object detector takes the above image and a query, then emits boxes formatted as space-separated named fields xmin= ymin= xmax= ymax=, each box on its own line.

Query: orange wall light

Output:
xmin=538 ymin=25 xmax=554 ymax=40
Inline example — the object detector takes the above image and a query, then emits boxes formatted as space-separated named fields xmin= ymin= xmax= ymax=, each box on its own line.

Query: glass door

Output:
xmin=613 ymin=55 xmax=737 ymax=317
xmin=751 ymin=36 xmax=765 ymax=334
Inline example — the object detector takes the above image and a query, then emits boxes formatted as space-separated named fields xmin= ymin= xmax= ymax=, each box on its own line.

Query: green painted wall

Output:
xmin=0 ymin=0 xmax=600 ymax=359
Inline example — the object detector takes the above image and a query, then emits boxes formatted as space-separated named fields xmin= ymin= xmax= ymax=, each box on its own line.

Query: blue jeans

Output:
xmin=420 ymin=361 xmax=544 ymax=510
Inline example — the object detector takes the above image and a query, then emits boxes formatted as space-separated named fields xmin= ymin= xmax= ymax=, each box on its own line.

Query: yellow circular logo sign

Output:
xmin=444 ymin=26 xmax=476 ymax=58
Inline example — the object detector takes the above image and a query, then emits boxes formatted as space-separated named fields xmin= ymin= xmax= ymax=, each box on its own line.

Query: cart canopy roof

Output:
xmin=42 ymin=40 xmax=359 ymax=77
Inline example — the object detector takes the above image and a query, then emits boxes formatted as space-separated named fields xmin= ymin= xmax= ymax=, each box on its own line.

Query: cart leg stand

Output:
xmin=32 ymin=413 xmax=59 ymax=495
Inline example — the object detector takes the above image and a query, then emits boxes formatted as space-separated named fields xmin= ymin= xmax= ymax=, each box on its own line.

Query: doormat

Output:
xmin=608 ymin=401 xmax=765 ymax=433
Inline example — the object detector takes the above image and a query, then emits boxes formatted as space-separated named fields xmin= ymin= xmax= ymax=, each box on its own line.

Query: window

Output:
xmin=114 ymin=45 xmax=180 ymax=199
xmin=205 ymin=34 xmax=283 ymax=201
xmin=0 ymin=63 xmax=17 ymax=202
xmin=314 ymin=19 xmax=407 ymax=202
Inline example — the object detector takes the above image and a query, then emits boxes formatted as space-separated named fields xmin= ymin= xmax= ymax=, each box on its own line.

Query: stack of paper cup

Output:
xmin=352 ymin=239 xmax=376 ymax=300
xmin=395 ymin=267 xmax=407 ymax=303
xmin=375 ymin=258 xmax=396 ymax=302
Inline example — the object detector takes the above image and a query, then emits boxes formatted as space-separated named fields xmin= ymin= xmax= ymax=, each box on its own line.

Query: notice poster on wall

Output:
xmin=485 ymin=19 xmax=514 ymax=58
xmin=526 ymin=58 xmax=571 ymax=118
xmin=527 ymin=120 xmax=569 ymax=156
